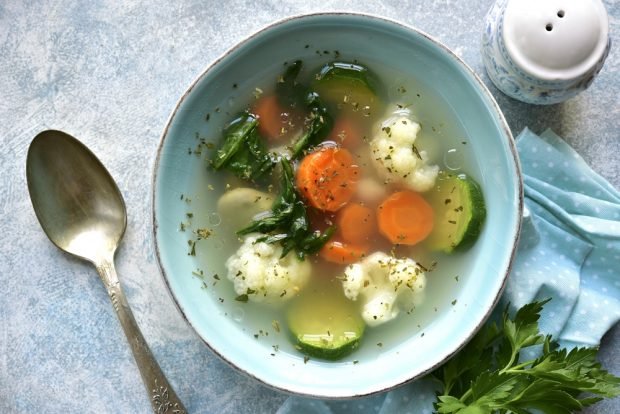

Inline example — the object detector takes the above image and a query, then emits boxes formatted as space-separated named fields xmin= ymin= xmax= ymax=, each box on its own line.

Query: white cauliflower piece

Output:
xmin=370 ymin=113 xmax=439 ymax=192
xmin=341 ymin=252 xmax=426 ymax=327
xmin=225 ymin=234 xmax=311 ymax=305
xmin=356 ymin=177 xmax=388 ymax=204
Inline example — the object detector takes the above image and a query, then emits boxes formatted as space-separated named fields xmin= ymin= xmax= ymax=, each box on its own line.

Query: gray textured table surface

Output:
xmin=1 ymin=1 xmax=618 ymax=413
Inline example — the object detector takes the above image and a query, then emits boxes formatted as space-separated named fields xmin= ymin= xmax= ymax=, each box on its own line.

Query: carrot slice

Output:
xmin=327 ymin=117 xmax=362 ymax=149
xmin=320 ymin=240 xmax=369 ymax=264
xmin=296 ymin=147 xmax=360 ymax=212
xmin=337 ymin=202 xmax=376 ymax=244
xmin=253 ymin=95 xmax=286 ymax=141
xmin=377 ymin=191 xmax=434 ymax=245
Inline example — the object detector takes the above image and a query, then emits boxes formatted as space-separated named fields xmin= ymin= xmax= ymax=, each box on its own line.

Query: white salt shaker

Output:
xmin=482 ymin=0 xmax=610 ymax=105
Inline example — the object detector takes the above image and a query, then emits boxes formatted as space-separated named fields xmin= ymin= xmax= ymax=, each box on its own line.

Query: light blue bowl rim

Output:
xmin=152 ymin=11 xmax=524 ymax=399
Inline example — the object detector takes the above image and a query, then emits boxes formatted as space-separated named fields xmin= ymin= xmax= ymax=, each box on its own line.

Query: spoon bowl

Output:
xmin=27 ymin=130 xmax=126 ymax=262
xmin=26 ymin=130 xmax=186 ymax=413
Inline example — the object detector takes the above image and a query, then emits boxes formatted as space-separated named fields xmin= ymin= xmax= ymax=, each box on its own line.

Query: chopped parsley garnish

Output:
xmin=235 ymin=294 xmax=249 ymax=303
xmin=187 ymin=240 xmax=196 ymax=256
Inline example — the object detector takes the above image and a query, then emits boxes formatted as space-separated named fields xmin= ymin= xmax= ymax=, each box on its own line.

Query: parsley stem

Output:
xmin=502 ymin=359 xmax=535 ymax=375
xmin=499 ymin=349 xmax=521 ymax=374
xmin=459 ymin=388 xmax=473 ymax=403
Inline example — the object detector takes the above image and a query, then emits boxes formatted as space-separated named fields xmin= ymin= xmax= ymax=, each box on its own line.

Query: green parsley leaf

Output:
xmin=433 ymin=299 xmax=620 ymax=414
xmin=436 ymin=396 xmax=467 ymax=413
xmin=501 ymin=299 xmax=549 ymax=370
xmin=470 ymin=371 xmax=519 ymax=408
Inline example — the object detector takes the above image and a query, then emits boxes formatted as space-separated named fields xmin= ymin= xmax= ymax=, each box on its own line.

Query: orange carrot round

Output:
xmin=328 ymin=117 xmax=362 ymax=149
xmin=253 ymin=95 xmax=286 ymax=141
xmin=337 ymin=202 xmax=376 ymax=244
xmin=320 ymin=240 xmax=369 ymax=264
xmin=296 ymin=147 xmax=360 ymax=212
xmin=377 ymin=190 xmax=434 ymax=245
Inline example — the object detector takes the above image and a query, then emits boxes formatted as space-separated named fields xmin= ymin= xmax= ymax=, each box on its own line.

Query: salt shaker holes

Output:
xmin=548 ymin=10 xmax=566 ymax=31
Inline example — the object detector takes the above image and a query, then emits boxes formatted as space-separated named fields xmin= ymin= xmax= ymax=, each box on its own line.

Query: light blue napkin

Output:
xmin=277 ymin=128 xmax=620 ymax=414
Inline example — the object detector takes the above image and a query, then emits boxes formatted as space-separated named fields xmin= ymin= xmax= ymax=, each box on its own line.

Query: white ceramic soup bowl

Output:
xmin=153 ymin=12 xmax=522 ymax=398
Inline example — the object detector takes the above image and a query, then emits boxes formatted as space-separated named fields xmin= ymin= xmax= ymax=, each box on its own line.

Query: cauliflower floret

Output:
xmin=370 ymin=113 xmax=439 ymax=192
xmin=225 ymin=234 xmax=311 ymax=305
xmin=341 ymin=252 xmax=426 ymax=327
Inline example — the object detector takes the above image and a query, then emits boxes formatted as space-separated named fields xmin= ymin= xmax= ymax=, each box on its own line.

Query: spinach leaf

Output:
xmin=290 ymin=91 xmax=333 ymax=159
xmin=238 ymin=159 xmax=334 ymax=260
xmin=210 ymin=112 xmax=275 ymax=180
xmin=211 ymin=60 xmax=333 ymax=181
xmin=276 ymin=60 xmax=307 ymax=109
xmin=274 ymin=60 xmax=333 ymax=159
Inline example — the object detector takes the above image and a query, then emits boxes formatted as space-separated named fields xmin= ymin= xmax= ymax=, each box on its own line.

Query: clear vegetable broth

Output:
xmin=183 ymin=53 xmax=484 ymax=362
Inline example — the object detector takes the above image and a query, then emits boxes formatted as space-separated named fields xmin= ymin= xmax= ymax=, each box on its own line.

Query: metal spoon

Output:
xmin=26 ymin=130 xmax=186 ymax=413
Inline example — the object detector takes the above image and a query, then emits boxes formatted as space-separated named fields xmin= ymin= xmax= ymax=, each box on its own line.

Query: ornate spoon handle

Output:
xmin=97 ymin=257 xmax=186 ymax=414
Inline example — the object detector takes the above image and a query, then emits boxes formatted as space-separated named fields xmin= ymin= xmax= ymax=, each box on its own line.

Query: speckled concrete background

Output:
xmin=1 ymin=1 xmax=618 ymax=413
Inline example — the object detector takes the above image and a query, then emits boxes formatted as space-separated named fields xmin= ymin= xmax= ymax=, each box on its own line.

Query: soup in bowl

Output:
xmin=153 ymin=13 xmax=522 ymax=398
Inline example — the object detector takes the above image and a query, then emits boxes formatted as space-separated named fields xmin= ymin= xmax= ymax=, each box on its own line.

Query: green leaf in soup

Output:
xmin=298 ymin=226 xmax=335 ymax=255
xmin=211 ymin=112 xmax=258 ymax=170
xmin=276 ymin=60 xmax=307 ymax=109
xmin=236 ymin=175 xmax=295 ymax=234
xmin=236 ymin=159 xmax=334 ymax=259
xmin=290 ymin=91 xmax=333 ymax=159
xmin=226 ymin=130 xmax=275 ymax=180
xmin=275 ymin=158 xmax=298 ymax=207
xmin=210 ymin=111 xmax=275 ymax=180
xmin=287 ymin=201 xmax=310 ymax=239
xmin=269 ymin=60 xmax=334 ymax=159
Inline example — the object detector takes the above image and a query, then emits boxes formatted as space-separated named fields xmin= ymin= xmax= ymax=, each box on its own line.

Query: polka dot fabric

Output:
xmin=511 ymin=128 xmax=620 ymax=349
xmin=279 ymin=129 xmax=620 ymax=414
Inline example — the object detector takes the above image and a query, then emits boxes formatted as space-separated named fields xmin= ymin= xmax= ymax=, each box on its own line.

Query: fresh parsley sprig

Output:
xmin=434 ymin=299 xmax=620 ymax=414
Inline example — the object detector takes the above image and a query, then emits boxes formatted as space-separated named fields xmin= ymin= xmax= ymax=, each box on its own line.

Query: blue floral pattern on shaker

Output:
xmin=481 ymin=0 xmax=611 ymax=105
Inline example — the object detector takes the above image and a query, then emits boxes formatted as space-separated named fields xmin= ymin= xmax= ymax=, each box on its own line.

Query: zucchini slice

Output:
xmin=287 ymin=281 xmax=364 ymax=360
xmin=425 ymin=172 xmax=486 ymax=252
xmin=311 ymin=61 xmax=382 ymax=118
